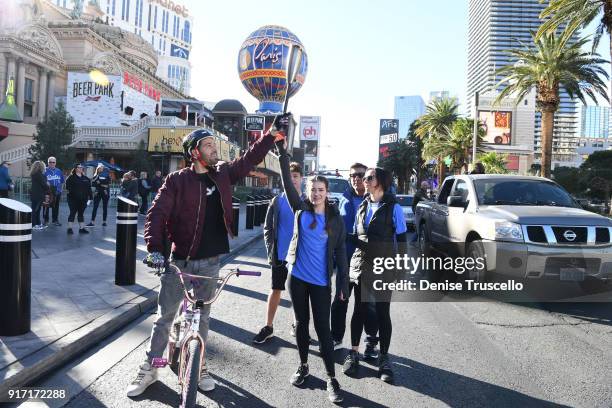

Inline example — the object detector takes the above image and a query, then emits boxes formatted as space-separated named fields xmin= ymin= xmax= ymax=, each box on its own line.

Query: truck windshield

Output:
xmin=474 ymin=179 xmax=579 ymax=208
xmin=327 ymin=178 xmax=349 ymax=194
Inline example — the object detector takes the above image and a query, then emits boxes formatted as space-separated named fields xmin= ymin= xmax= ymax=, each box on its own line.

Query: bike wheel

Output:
xmin=180 ymin=339 xmax=201 ymax=408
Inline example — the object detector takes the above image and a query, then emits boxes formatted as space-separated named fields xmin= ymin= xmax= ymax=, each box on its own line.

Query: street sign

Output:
xmin=244 ymin=115 xmax=265 ymax=131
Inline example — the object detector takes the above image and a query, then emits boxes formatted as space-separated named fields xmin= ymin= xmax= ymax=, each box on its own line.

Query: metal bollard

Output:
xmin=246 ymin=195 xmax=254 ymax=230
xmin=232 ymin=196 xmax=240 ymax=237
xmin=0 ymin=198 xmax=32 ymax=336
xmin=254 ymin=195 xmax=262 ymax=227
xmin=115 ymin=197 xmax=139 ymax=286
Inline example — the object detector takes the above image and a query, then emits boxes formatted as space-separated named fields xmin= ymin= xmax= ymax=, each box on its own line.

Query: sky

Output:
xmin=187 ymin=0 xmax=609 ymax=170
xmin=188 ymin=0 xmax=468 ymax=169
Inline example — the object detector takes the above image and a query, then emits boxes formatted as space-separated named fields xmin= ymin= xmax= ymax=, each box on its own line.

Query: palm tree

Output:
xmin=539 ymin=0 xmax=612 ymax=55
xmin=495 ymin=28 xmax=609 ymax=178
xmin=448 ymin=118 xmax=485 ymax=173
xmin=478 ymin=152 xmax=509 ymax=174
xmin=415 ymin=97 xmax=459 ymax=185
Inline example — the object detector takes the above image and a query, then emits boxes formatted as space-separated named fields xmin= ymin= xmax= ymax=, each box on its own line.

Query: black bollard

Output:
xmin=232 ymin=196 xmax=240 ymax=237
xmin=246 ymin=195 xmax=254 ymax=230
xmin=0 ymin=198 xmax=32 ymax=336
xmin=115 ymin=197 xmax=139 ymax=286
xmin=254 ymin=195 xmax=262 ymax=227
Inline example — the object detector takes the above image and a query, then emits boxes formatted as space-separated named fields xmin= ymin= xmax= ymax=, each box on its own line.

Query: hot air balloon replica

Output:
xmin=237 ymin=25 xmax=308 ymax=115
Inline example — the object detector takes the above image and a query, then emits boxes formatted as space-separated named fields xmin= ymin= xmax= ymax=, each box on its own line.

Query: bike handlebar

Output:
xmin=237 ymin=269 xmax=261 ymax=277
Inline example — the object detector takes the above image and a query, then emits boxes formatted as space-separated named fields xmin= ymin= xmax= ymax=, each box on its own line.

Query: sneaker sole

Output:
xmin=329 ymin=395 xmax=344 ymax=403
xmin=252 ymin=333 xmax=274 ymax=344
xmin=198 ymin=383 xmax=215 ymax=392
xmin=126 ymin=379 xmax=158 ymax=397
xmin=289 ymin=373 xmax=309 ymax=386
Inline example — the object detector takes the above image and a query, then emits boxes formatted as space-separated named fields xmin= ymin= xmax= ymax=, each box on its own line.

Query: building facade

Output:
xmin=394 ymin=95 xmax=425 ymax=140
xmin=429 ymin=90 xmax=450 ymax=101
xmin=467 ymin=0 xmax=580 ymax=168
xmin=53 ymin=0 xmax=193 ymax=95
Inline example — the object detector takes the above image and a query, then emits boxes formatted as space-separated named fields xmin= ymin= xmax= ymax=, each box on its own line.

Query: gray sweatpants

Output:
xmin=145 ymin=256 xmax=220 ymax=363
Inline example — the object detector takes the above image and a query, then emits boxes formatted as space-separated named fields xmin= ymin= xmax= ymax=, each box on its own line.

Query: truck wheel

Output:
xmin=463 ymin=240 xmax=487 ymax=283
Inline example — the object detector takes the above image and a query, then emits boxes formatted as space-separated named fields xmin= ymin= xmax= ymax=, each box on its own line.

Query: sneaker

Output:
xmin=53 ymin=222 xmax=62 ymax=226
xmin=253 ymin=325 xmax=274 ymax=344
xmin=198 ymin=366 xmax=215 ymax=392
xmin=364 ymin=343 xmax=379 ymax=360
xmin=102 ymin=221 xmax=107 ymax=226
xmin=86 ymin=222 xmax=95 ymax=227
xmin=333 ymin=340 xmax=343 ymax=350
xmin=342 ymin=350 xmax=359 ymax=376
xmin=326 ymin=377 xmax=344 ymax=403
xmin=378 ymin=354 xmax=394 ymax=383
xmin=290 ymin=323 xmax=296 ymax=337
xmin=79 ymin=228 xmax=89 ymax=234
xmin=126 ymin=362 xmax=158 ymax=397
xmin=32 ymin=225 xmax=44 ymax=231
xmin=289 ymin=363 xmax=309 ymax=386
xmin=67 ymin=228 xmax=73 ymax=235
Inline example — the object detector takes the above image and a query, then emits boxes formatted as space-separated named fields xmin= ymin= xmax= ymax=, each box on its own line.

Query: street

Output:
xmin=25 ymin=239 xmax=612 ymax=408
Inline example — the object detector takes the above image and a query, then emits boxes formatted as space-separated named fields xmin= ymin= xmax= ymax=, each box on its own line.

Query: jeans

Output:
xmin=139 ymin=193 xmax=148 ymax=214
xmin=331 ymin=282 xmax=379 ymax=345
xmin=91 ymin=192 xmax=109 ymax=221
xmin=350 ymin=279 xmax=392 ymax=355
xmin=67 ymin=198 xmax=87 ymax=223
xmin=31 ymin=199 xmax=42 ymax=226
xmin=145 ymin=256 xmax=220 ymax=363
xmin=43 ymin=192 xmax=61 ymax=223
xmin=288 ymin=274 xmax=335 ymax=377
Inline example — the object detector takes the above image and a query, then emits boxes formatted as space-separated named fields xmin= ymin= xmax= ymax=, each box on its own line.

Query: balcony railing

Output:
xmin=0 ymin=143 xmax=33 ymax=164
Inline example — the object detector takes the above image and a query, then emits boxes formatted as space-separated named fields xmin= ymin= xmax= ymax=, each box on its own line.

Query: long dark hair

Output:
xmin=368 ymin=167 xmax=392 ymax=192
xmin=304 ymin=175 xmax=334 ymax=235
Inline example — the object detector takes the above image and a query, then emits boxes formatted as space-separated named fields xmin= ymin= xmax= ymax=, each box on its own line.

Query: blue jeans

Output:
xmin=145 ymin=256 xmax=220 ymax=363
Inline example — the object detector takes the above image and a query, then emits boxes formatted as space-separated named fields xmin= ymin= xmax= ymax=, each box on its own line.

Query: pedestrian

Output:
xmin=276 ymin=137 xmax=349 ymax=404
xmin=469 ymin=162 xmax=485 ymax=175
xmin=65 ymin=163 xmax=92 ymax=235
xmin=30 ymin=160 xmax=50 ymax=231
xmin=138 ymin=171 xmax=151 ymax=215
xmin=87 ymin=164 xmax=110 ymax=227
xmin=150 ymin=170 xmax=162 ymax=201
xmin=121 ymin=171 xmax=138 ymax=201
xmin=43 ymin=156 xmax=65 ymax=226
xmin=342 ymin=167 xmax=407 ymax=383
xmin=0 ymin=161 xmax=12 ymax=198
xmin=126 ymin=115 xmax=287 ymax=398
xmin=331 ymin=162 xmax=380 ymax=358
xmin=412 ymin=180 xmax=430 ymax=214
xmin=252 ymin=161 xmax=303 ymax=344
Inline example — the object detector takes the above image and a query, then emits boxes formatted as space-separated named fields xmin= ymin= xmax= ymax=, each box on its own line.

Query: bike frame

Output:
xmin=150 ymin=264 xmax=259 ymax=393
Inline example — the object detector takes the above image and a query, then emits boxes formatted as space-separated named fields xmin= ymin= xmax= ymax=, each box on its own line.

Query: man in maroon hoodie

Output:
xmin=127 ymin=115 xmax=290 ymax=397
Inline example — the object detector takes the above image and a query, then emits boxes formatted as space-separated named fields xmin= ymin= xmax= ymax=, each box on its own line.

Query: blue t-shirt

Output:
xmin=44 ymin=168 xmax=65 ymax=194
xmin=362 ymin=202 xmax=407 ymax=234
xmin=276 ymin=193 xmax=294 ymax=262
xmin=290 ymin=212 xmax=329 ymax=286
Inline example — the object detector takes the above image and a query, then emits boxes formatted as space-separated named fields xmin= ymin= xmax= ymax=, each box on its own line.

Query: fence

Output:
xmin=8 ymin=177 xmax=127 ymax=207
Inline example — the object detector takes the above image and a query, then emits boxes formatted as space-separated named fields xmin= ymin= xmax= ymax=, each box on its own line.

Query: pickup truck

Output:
xmin=415 ymin=175 xmax=612 ymax=290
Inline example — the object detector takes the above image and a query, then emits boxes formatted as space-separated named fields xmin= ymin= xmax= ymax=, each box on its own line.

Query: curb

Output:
xmin=0 ymin=231 xmax=263 ymax=396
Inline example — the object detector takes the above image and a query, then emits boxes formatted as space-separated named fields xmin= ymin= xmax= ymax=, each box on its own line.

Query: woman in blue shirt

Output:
xmin=343 ymin=167 xmax=407 ymax=383
xmin=277 ymin=141 xmax=349 ymax=404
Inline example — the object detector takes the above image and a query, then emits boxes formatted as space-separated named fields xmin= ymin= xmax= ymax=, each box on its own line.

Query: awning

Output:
xmin=81 ymin=160 xmax=124 ymax=172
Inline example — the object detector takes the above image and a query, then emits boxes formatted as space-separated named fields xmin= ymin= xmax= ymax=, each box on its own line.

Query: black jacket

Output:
xmin=65 ymin=174 xmax=92 ymax=202
xmin=30 ymin=172 xmax=49 ymax=202
xmin=350 ymin=192 xmax=406 ymax=284
xmin=92 ymin=174 xmax=110 ymax=197
xmin=278 ymin=145 xmax=349 ymax=297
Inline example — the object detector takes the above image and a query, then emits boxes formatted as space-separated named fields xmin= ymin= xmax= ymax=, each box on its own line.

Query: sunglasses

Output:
xmin=49 ymin=162 xmax=56 ymax=164
xmin=364 ymin=175 xmax=375 ymax=182
xmin=349 ymin=173 xmax=365 ymax=179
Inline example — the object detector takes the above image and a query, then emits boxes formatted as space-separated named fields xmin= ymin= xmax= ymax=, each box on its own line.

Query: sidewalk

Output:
xmin=0 ymin=202 xmax=265 ymax=395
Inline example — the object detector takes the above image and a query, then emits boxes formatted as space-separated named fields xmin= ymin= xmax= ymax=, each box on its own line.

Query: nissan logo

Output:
xmin=563 ymin=230 xmax=577 ymax=241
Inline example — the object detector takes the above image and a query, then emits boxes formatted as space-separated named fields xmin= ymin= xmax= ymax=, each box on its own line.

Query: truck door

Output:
xmin=446 ymin=179 xmax=470 ymax=252
xmin=430 ymin=179 xmax=455 ymax=246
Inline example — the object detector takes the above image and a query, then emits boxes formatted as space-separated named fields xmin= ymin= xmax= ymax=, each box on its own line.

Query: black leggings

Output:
xmin=139 ymin=193 xmax=148 ymax=214
xmin=288 ymin=274 xmax=335 ymax=377
xmin=331 ymin=282 xmax=379 ymax=344
xmin=92 ymin=192 xmax=109 ymax=221
xmin=31 ymin=199 xmax=42 ymax=226
xmin=350 ymin=279 xmax=392 ymax=355
xmin=68 ymin=198 xmax=87 ymax=223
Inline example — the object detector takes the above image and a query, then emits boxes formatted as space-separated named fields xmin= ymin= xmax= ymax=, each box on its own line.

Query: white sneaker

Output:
xmin=32 ymin=225 xmax=45 ymax=231
xmin=126 ymin=362 xmax=158 ymax=397
xmin=198 ymin=367 xmax=215 ymax=392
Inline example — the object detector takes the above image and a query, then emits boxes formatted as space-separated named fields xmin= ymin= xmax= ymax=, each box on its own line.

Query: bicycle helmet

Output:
xmin=182 ymin=129 xmax=214 ymax=160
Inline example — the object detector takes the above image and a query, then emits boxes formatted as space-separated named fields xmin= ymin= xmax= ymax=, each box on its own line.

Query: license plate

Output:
xmin=560 ymin=268 xmax=585 ymax=281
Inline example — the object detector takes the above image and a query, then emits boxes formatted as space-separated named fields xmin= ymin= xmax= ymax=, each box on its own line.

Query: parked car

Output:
xmin=302 ymin=174 xmax=349 ymax=205
xmin=396 ymin=194 xmax=415 ymax=230
xmin=415 ymin=175 xmax=612 ymax=291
